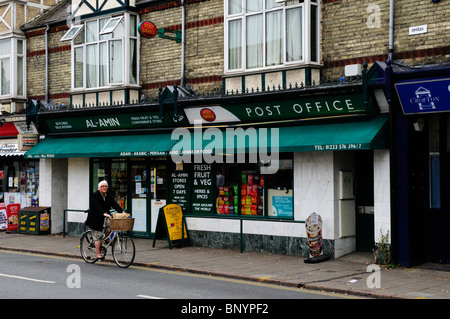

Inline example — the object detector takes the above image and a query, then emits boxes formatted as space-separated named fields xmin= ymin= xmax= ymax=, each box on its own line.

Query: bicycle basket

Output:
xmin=110 ymin=218 xmax=135 ymax=231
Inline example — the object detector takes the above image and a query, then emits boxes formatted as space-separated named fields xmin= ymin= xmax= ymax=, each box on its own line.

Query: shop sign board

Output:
xmin=185 ymin=93 xmax=367 ymax=124
xmin=14 ymin=121 xmax=38 ymax=134
xmin=169 ymin=169 xmax=191 ymax=212
xmin=163 ymin=204 xmax=188 ymax=241
xmin=395 ymin=76 xmax=450 ymax=114
xmin=152 ymin=203 xmax=188 ymax=249
xmin=138 ymin=20 xmax=158 ymax=39
xmin=44 ymin=93 xmax=367 ymax=133
xmin=18 ymin=134 xmax=38 ymax=151
xmin=191 ymin=164 xmax=215 ymax=214
xmin=44 ymin=111 xmax=187 ymax=133
xmin=0 ymin=143 xmax=25 ymax=156
xmin=168 ymin=163 xmax=215 ymax=215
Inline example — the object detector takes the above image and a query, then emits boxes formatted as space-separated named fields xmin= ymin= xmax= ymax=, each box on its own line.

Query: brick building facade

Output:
xmin=10 ymin=0 xmax=450 ymax=265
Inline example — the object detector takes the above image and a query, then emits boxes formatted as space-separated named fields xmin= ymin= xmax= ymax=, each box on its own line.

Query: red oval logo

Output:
xmin=200 ymin=108 xmax=216 ymax=122
xmin=138 ymin=21 xmax=158 ymax=39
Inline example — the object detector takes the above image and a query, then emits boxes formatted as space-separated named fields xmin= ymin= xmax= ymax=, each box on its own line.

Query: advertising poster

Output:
xmin=268 ymin=189 xmax=293 ymax=217
xmin=0 ymin=203 xmax=7 ymax=230
xmin=305 ymin=212 xmax=323 ymax=258
xmin=6 ymin=203 xmax=20 ymax=232
xmin=304 ymin=212 xmax=329 ymax=263
xmin=151 ymin=199 xmax=166 ymax=233
xmin=132 ymin=198 xmax=146 ymax=232
xmin=163 ymin=204 xmax=188 ymax=241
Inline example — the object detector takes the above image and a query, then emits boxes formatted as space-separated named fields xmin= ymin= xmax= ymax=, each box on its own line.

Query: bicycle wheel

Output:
xmin=80 ymin=230 xmax=106 ymax=263
xmin=80 ymin=230 xmax=97 ymax=263
xmin=111 ymin=234 xmax=135 ymax=268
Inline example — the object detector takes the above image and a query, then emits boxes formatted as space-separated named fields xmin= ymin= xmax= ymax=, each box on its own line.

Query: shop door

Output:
xmin=355 ymin=151 xmax=375 ymax=252
xmin=130 ymin=162 xmax=150 ymax=238
xmin=441 ymin=154 xmax=450 ymax=264
xmin=149 ymin=162 xmax=167 ymax=234
xmin=129 ymin=161 xmax=167 ymax=238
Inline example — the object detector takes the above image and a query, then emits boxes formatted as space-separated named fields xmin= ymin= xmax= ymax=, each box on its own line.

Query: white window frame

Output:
xmin=224 ymin=0 xmax=320 ymax=74
xmin=60 ymin=25 xmax=84 ymax=42
xmin=63 ymin=13 xmax=139 ymax=91
xmin=0 ymin=37 xmax=26 ymax=98
xmin=99 ymin=16 xmax=123 ymax=35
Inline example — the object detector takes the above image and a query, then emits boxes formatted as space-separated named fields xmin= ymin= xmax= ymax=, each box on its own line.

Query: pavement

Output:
xmin=0 ymin=231 xmax=449 ymax=299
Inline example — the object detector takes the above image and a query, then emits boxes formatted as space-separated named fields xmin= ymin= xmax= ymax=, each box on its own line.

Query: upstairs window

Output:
xmin=0 ymin=38 xmax=25 ymax=97
xmin=61 ymin=13 xmax=138 ymax=90
xmin=225 ymin=0 xmax=319 ymax=73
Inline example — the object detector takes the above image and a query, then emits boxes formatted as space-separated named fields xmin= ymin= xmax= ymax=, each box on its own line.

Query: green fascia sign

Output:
xmin=223 ymin=93 xmax=369 ymax=122
xmin=45 ymin=110 xmax=187 ymax=133
xmin=44 ymin=93 xmax=370 ymax=133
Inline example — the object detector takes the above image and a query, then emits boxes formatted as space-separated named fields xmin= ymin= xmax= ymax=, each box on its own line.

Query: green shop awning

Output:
xmin=24 ymin=133 xmax=178 ymax=159
xmin=277 ymin=116 xmax=389 ymax=152
xmin=171 ymin=116 xmax=389 ymax=155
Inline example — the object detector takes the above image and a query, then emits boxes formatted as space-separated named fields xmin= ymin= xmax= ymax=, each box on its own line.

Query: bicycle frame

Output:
xmin=80 ymin=215 xmax=136 ymax=268
xmin=102 ymin=230 xmax=118 ymax=249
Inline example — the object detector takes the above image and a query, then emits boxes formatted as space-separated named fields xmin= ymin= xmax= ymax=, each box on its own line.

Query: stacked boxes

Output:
xmin=240 ymin=173 xmax=264 ymax=216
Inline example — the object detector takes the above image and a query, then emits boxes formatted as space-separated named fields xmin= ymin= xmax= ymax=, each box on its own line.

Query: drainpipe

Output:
xmin=45 ymin=24 xmax=50 ymax=103
xmin=181 ymin=0 xmax=185 ymax=86
xmin=388 ymin=0 xmax=394 ymax=60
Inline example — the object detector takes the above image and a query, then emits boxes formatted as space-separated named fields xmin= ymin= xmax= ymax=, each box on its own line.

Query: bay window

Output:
xmin=62 ymin=13 xmax=138 ymax=90
xmin=0 ymin=38 xmax=25 ymax=97
xmin=225 ymin=0 xmax=319 ymax=72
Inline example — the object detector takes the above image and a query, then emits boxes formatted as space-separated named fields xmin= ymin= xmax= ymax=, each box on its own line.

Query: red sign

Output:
xmin=138 ymin=21 xmax=158 ymax=39
xmin=200 ymin=108 xmax=216 ymax=122
xmin=6 ymin=203 xmax=20 ymax=232
xmin=0 ymin=203 xmax=6 ymax=230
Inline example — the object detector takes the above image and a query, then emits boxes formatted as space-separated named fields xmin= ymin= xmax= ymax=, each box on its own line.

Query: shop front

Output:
xmin=390 ymin=63 xmax=450 ymax=266
xmin=25 ymin=127 xmax=178 ymax=238
xmin=0 ymin=121 xmax=40 ymax=213
xmin=25 ymin=81 xmax=390 ymax=258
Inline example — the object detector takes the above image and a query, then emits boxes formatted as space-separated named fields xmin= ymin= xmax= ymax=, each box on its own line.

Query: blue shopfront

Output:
xmin=388 ymin=61 xmax=450 ymax=267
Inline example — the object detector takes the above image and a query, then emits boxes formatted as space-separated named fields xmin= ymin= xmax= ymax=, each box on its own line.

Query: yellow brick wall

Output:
xmin=322 ymin=0 xmax=450 ymax=80
xmin=139 ymin=0 xmax=224 ymax=97
xmin=26 ymin=27 xmax=71 ymax=107
xmin=24 ymin=0 xmax=450 ymax=108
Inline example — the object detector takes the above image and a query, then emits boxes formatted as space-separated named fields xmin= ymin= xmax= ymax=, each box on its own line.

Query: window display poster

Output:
xmin=192 ymin=164 xmax=215 ymax=214
xmin=151 ymin=199 xmax=166 ymax=233
xmin=169 ymin=170 xmax=190 ymax=211
xmin=132 ymin=198 xmax=146 ymax=232
xmin=268 ymin=189 xmax=293 ymax=217
xmin=0 ymin=203 xmax=7 ymax=230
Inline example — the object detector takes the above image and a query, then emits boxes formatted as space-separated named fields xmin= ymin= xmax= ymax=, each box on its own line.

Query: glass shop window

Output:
xmin=0 ymin=160 xmax=39 ymax=207
xmin=92 ymin=158 xmax=128 ymax=210
xmin=215 ymin=154 xmax=293 ymax=218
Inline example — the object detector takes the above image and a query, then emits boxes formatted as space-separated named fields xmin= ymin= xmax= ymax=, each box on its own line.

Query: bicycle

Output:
xmin=80 ymin=217 xmax=136 ymax=268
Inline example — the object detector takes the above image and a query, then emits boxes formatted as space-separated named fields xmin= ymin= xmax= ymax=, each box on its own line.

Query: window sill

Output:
xmin=223 ymin=62 xmax=323 ymax=78
xmin=70 ymin=85 xmax=141 ymax=94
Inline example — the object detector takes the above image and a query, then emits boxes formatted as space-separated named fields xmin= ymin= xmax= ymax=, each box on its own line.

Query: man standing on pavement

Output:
xmin=86 ymin=180 xmax=124 ymax=260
